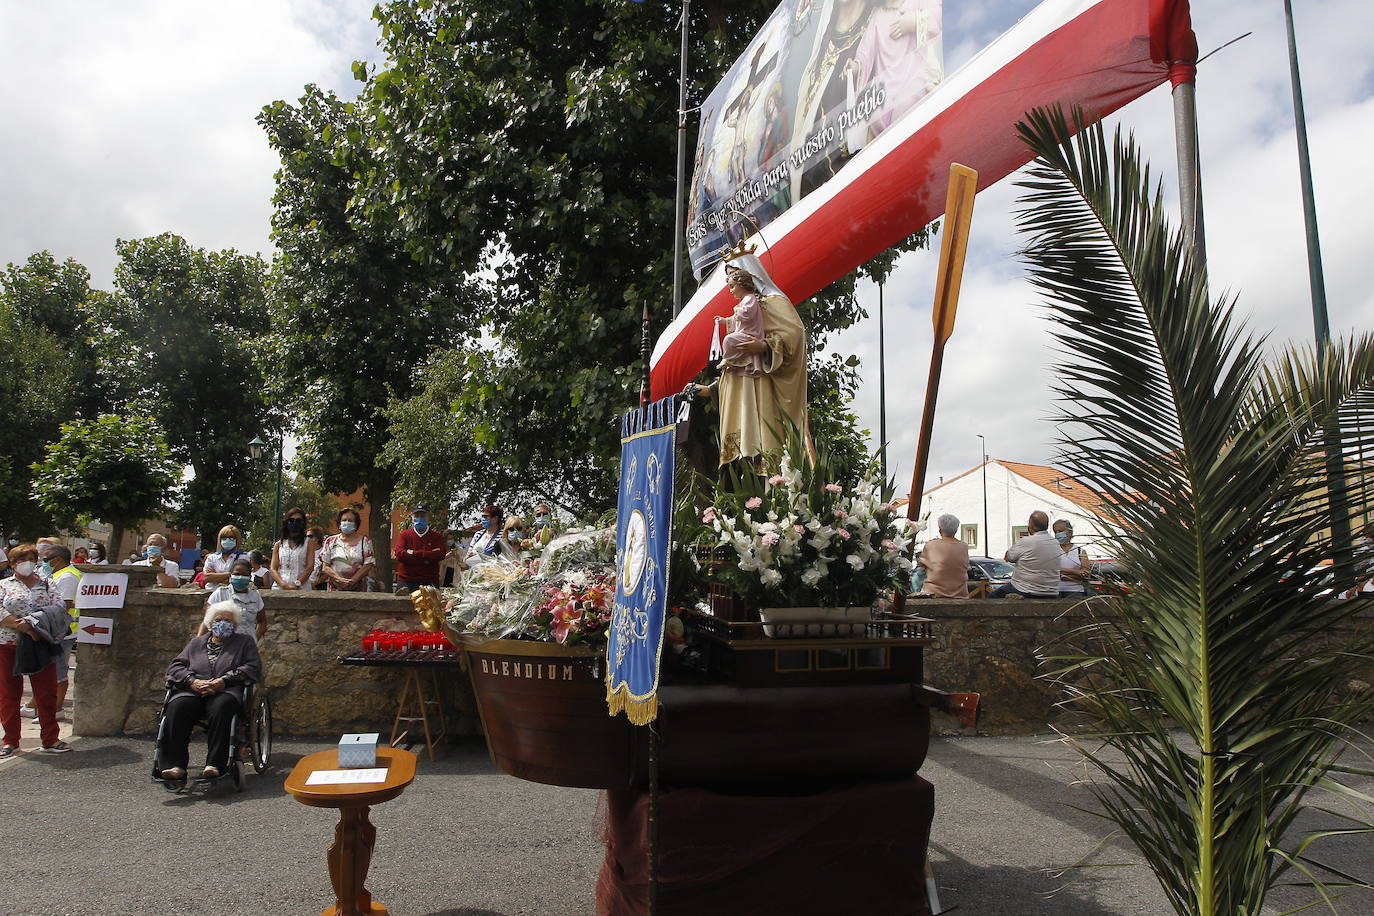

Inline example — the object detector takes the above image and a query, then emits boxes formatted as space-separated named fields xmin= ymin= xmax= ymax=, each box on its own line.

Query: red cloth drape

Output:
xmin=1149 ymin=0 xmax=1198 ymax=87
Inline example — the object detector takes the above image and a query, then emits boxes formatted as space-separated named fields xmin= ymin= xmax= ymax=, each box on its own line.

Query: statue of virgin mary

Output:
xmin=702 ymin=243 xmax=814 ymax=470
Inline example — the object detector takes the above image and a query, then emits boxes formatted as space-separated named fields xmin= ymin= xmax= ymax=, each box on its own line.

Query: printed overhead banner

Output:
xmin=687 ymin=0 xmax=944 ymax=279
xmin=654 ymin=0 xmax=1196 ymax=399
xmin=605 ymin=396 xmax=678 ymax=726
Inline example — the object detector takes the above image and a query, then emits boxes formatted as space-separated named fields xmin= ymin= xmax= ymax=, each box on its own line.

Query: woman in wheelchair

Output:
xmin=160 ymin=602 xmax=261 ymax=782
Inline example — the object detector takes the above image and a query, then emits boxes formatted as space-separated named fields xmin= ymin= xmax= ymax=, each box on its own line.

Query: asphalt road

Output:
xmin=5 ymin=728 xmax=1371 ymax=916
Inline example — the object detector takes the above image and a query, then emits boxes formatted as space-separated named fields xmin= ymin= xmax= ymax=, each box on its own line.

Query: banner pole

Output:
xmin=671 ymin=0 xmax=691 ymax=319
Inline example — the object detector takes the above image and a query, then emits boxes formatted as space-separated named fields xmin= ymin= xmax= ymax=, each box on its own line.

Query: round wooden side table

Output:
xmin=284 ymin=746 xmax=418 ymax=916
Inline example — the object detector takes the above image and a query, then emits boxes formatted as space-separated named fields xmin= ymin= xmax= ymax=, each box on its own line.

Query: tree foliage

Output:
xmin=92 ymin=234 xmax=270 ymax=546
xmin=361 ymin=0 xmax=925 ymax=512
xmin=31 ymin=414 xmax=180 ymax=558
xmin=241 ymin=471 xmax=340 ymax=554
xmin=1020 ymin=107 xmax=1374 ymax=915
xmin=0 ymin=298 xmax=79 ymax=536
xmin=259 ymin=84 xmax=479 ymax=584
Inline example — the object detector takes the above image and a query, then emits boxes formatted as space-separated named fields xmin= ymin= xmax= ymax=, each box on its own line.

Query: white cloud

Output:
xmin=0 ymin=0 xmax=381 ymax=285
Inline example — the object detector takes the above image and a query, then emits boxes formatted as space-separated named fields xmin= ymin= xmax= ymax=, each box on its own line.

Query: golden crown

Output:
xmin=718 ymin=239 xmax=758 ymax=263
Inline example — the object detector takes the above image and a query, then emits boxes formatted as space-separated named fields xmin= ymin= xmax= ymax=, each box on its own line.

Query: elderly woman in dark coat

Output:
xmin=160 ymin=602 xmax=262 ymax=781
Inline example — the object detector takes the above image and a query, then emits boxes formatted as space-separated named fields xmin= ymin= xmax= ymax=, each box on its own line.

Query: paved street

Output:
xmin=5 ymin=720 xmax=1371 ymax=915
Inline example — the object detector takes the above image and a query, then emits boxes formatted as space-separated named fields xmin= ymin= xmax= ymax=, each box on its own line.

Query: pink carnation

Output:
xmin=768 ymin=474 xmax=785 ymax=486
xmin=794 ymin=525 xmax=806 ymax=534
xmin=702 ymin=507 xmax=717 ymax=523
xmin=762 ymin=532 xmax=780 ymax=546
xmin=833 ymin=508 xmax=848 ymax=519
xmin=824 ymin=483 xmax=843 ymax=493
xmin=837 ymin=529 xmax=852 ymax=540
xmin=746 ymin=497 xmax=763 ymax=509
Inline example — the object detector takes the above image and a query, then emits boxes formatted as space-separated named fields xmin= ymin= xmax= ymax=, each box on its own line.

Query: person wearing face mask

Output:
xmin=319 ymin=509 xmax=375 ymax=591
xmin=21 ymin=546 xmax=82 ymax=724
xmin=1052 ymin=519 xmax=1093 ymax=599
xmin=392 ymin=504 xmax=446 ymax=594
xmin=134 ymin=534 xmax=181 ymax=587
xmin=35 ymin=538 xmax=60 ymax=579
xmin=270 ymin=507 xmax=316 ymax=590
xmin=87 ymin=541 xmax=108 ymax=565
xmin=0 ymin=543 xmax=72 ymax=756
xmin=203 ymin=525 xmax=247 ymax=589
xmin=463 ymin=504 xmax=517 ymax=569
xmin=0 ymin=533 xmax=13 ymax=578
xmin=204 ymin=559 xmax=267 ymax=640
xmin=160 ymin=602 xmax=261 ymax=781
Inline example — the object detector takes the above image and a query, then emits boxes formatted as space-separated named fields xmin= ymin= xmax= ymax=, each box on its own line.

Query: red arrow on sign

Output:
xmin=81 ymin=623 xmax=110 ymax=636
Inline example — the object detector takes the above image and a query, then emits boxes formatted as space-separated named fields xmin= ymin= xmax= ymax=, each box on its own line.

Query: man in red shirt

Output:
xmin=393 ymin=505 xmax=447 ymax=594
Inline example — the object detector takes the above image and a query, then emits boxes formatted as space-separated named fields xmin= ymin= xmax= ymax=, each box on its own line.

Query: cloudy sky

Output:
xmin=3 ymin=1 xmax=1371 ymax=497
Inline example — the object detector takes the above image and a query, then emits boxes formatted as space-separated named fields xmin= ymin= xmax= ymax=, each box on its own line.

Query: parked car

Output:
xmin=1088 ymin=560 xmax=1137 ymax=596
xmin=967 ymin=556 xmax=1013 ymax=597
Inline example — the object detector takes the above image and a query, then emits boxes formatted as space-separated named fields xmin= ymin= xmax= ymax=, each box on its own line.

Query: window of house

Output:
xmin=961 ymin=524 xmax=978 ymax=548
xmin=1010 ymin=525 xmax=1029 ymax=543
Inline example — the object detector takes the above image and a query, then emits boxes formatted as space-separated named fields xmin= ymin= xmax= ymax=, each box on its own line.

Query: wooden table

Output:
xmin=284 ymin=747 xmax=418 ymax=916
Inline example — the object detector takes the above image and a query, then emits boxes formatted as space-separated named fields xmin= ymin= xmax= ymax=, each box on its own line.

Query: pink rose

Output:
xmin=837 ymin=529 xmax=852 ymax=540
xmin=824 ymin=483 xmax=843 ymax=493
xmin=746 ymin=497 xmax=763 ymax=509
xmin=768 ymin=475 xmax=785 ymax=486
xmin=702 ymin=507 xmax=717 ymax=523
xmin=762 ymin=532 xmax=780 ymax=546
xmin=794 ymin=525 xmax=806 ymax=534
xmin=833 ymin=508 xmax=847 ymax=519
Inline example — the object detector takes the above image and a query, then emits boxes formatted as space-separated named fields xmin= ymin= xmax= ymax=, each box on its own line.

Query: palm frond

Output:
xmin=1016 ymin=105 xmax=1374 ymax=915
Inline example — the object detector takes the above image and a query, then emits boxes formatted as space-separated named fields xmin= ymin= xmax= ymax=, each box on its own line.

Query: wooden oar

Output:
xmin=893 ymin=163 xmax=978 ymax=614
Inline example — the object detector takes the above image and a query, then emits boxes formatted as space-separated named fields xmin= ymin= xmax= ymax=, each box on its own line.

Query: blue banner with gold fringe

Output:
xmin=605 ymin=395 xmax=678 ymax=725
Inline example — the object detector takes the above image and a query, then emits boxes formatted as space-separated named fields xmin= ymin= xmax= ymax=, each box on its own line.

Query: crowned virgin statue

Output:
xmin=696 ymin=242 xmax=814 ymax=471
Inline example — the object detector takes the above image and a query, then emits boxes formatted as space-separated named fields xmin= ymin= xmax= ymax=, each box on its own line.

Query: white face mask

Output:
xmin=14 ymin=561 xmax=36 ymax=577
xmin=340 ymin=521 xmax=358 ymax=534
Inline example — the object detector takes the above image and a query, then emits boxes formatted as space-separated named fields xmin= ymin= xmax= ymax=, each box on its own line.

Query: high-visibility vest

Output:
xmin=52 ymin=565 xmax=83 ymax=637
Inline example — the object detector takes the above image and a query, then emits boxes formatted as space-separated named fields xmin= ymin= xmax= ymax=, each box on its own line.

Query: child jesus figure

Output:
xmin=716 ymin=266 xmax=765 ymax=377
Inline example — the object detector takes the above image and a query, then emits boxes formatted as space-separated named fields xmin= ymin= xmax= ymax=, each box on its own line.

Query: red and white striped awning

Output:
xmin=651 ymin=0 xmax=1195 ymax=398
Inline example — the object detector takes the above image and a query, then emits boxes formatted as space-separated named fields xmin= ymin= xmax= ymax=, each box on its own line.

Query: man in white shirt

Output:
xmin=994 ymin=510 xmax=1062 ymax=599
xmin=135 ymin=534 xmax=181 ymax=588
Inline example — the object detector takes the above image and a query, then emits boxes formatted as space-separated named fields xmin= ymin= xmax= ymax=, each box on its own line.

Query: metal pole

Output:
xmin=878 ymin=280 xmax=887 ymax=481
xmin=1284 ymin=0 xmax=1352 ymax=586
xmin=671 ymin=0 xmax=691 ymax=318
xmin=1171 ymin=80 xmax=1207 ymax=272
xmin=273 ymin=439 xmax=284 ymax=539
xmin=977 ymin=434 xmax=988 ymax=556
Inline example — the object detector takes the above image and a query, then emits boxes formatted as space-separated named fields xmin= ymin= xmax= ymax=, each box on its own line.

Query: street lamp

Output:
xmin=248 ymin=435 xmax=284 ymax=542
xmin=977 ymin=434 xmax=989 ymax=556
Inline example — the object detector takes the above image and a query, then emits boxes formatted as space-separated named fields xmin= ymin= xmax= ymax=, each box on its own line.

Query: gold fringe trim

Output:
xmin=605 ymin=686 xmax=659 ymax=725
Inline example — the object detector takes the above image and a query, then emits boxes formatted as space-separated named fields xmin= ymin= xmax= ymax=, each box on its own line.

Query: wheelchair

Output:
xmin=151 ymin=681 xmax=273 ymax=792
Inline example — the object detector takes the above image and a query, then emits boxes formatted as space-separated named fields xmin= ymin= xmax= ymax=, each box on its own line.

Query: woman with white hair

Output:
xmin=918 ymin=513 xmax=970 ymax=598
xmin=159 ymin=602 xmax=261 ymax=782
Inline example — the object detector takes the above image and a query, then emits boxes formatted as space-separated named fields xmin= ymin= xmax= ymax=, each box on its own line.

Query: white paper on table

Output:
xmin=305 ymin=767 xmax=387 ymax=785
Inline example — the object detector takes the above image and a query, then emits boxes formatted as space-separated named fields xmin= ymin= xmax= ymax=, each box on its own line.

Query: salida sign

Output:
xmin=75 ymin=572 xmax=129 ymax=610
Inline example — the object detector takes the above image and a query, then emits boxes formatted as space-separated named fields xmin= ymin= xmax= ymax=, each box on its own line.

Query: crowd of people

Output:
xmin=915 ymin=510 xmax=1096 ymax=600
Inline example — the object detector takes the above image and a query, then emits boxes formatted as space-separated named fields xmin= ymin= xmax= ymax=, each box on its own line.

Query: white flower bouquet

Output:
xmin=701 ymin=438 xmax=912 ymax=612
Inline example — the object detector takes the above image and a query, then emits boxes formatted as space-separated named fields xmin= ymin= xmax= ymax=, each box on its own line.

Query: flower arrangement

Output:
xmin=701 ymin=435 xmax=912 ymax=611
xmin=527 ymin=571 xmax=615 ymax=647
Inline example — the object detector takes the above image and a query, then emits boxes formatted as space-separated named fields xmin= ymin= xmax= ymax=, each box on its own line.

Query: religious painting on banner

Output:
xmin=687 ymin=0 xmax=944 ymax=278
xmin=605 ymin=396 xmax=678 ymax=725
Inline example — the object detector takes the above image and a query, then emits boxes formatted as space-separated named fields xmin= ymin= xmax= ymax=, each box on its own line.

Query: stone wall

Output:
xmin=74 ymin=576 xmax=1371 ymax=738
xmin=74 ymin=567 xmax=479 ymax=737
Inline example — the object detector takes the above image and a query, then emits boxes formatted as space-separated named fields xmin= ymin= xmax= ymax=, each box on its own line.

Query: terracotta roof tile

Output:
xmin=916 ymin=459 xmax=1119 ymax=519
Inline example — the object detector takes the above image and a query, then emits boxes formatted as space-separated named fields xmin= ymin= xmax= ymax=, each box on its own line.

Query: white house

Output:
xmin=907 ymin=460 xmax=1120 ymax=560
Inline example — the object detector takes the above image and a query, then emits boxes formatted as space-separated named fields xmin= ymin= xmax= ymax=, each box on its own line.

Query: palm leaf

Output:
xmin=1017 ymin=105 xmax=1374 ymax=915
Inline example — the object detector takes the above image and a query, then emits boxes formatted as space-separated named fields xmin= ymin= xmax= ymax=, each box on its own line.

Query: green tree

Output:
xmin=241 ymin=472 xmax=340 ymax=555
xmin=0 ymin=300 xmax=79 ymax=536
xmin=31 ymin=414 xmax=180 ymax=557
xmin=258 ymin=85 xmax=478 ymax=587
xmin=93 ymin=234 xmax=269 ymax=547
xmin=360 ymin=0 xmax=926 ymax=511
xmin=1020 ymin=108 xmax=1374 ymax=914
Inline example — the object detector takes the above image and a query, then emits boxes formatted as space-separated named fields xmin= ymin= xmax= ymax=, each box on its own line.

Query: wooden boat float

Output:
xmin=447 ymin=611 xmax=978 ymax=792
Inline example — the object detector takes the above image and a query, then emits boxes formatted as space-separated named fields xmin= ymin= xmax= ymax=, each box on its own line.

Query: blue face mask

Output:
xmin=221 ymin=538 xmax=237 ymax=551
xmin=412 ymin=518 xmax=429 ymax=534
xmin=479 ymin=517 xmax=491 ymax=530
xmin=38 ymin=559 xmax=53 ymax=577
xmin=230 ymin=575 xmax=250 ymax=592
xmin=535 ymin=515 xmax=549 ymax=528
xmin=210 ymin=620 xmax=235 ymax=639
xmin=147 ymin=544 xmax=163 ymax=557
xmin=1055 ymin=531 xmax=1069 ymax=544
